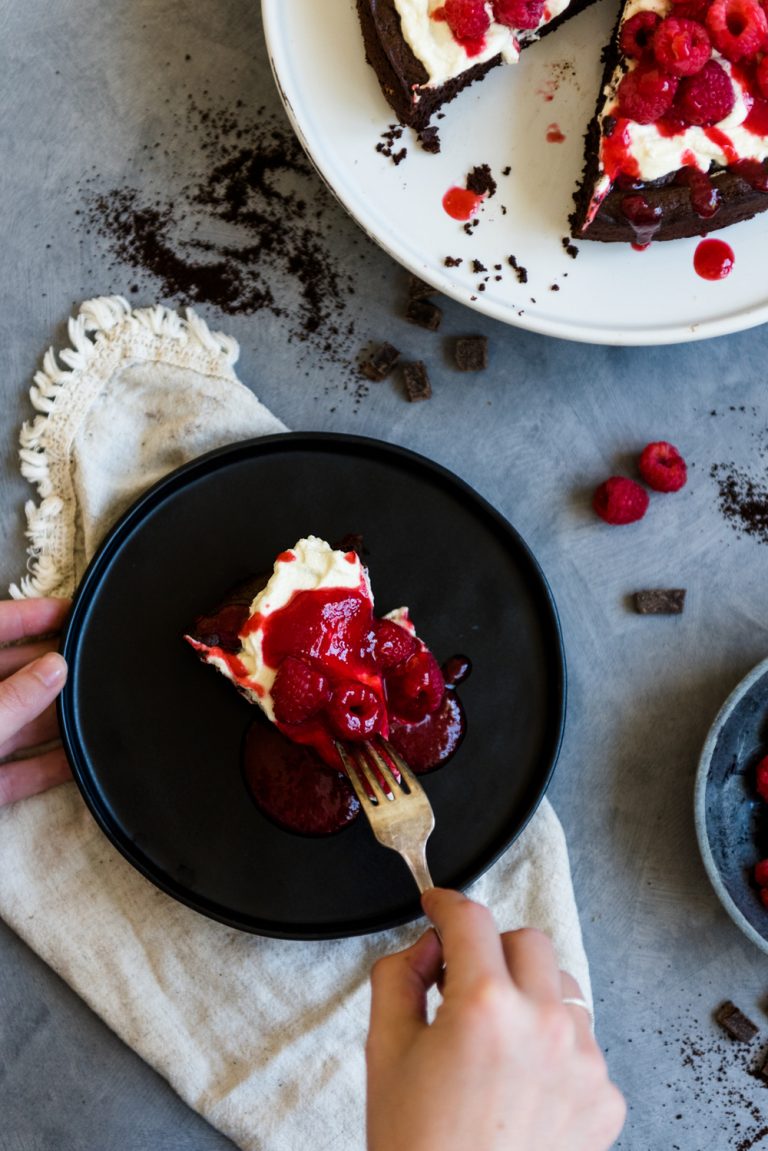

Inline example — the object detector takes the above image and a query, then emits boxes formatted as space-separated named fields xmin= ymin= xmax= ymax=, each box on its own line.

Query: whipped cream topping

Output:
xmin=194 ymin=536 xmax=372 ymax=724
xmin=393 ymin=0 xmax=572 ymax=87
xmin=595 ymin=0 xmax=768 ymax=191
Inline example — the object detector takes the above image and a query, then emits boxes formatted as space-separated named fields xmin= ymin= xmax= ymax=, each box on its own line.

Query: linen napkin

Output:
xmin=2 ymin=297 xmax=591 ymax=1151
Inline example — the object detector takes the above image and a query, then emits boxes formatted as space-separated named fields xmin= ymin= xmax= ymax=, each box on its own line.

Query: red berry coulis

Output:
xmin=443 ymin=186 xmax=484 ymax=220
xmin=694 ymin=236 xmax=735 ymax=277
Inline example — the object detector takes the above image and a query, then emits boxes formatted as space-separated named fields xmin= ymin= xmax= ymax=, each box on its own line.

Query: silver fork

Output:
xmin=335 ymin=736 xmax=436 ymax=894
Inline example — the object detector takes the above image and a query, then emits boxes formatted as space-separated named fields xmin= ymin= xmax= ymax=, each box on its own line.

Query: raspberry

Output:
xmin=706 ymin=0 xmax=767 ymax=59
xmin=638 ymin=441 xmax=688 ymax=492
xmin=327 ymin=681 xmax=384 ymax=741
xmin=592 ymin=477 xmax=650 ymax=525
xmin=373 ymin=619 xmax=418 ymax=672
xmin=674 ymin=59 xmax=735 ymax=124
xmin=443 ymin=0 xmax=491 ymax=41
xmin=755 ymin=858 xmax=768 ymax=886
xmin=493 ymin=0 xmax=545 ymax=29
xmin=272 ymin=657 xmax=331 ymax=726
xmin=617 ymin=64 xmax=679 ymax=123
xmin=386 ymin=650 xmax=446 ymax=724
xmin=620 ymin=11 xmax=662 ymax=59
xmin=652 ymin=16 xmax=712 ymax=74
xmin=756 ymin=754 xmax=768 ymax=800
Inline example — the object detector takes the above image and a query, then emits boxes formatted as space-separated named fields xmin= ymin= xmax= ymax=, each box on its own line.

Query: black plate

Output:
xmin=59 ymin=433 xmax=566 ymax=938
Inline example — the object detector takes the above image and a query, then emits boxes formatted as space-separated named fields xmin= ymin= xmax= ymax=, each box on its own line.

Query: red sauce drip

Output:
xmin=694 ymin=238 xmax=735 ymax=279
xmin=730 ymin=158 xmax=768 ymax=191
xmin=443 ymin=186 xmax=484 ymax=221
xmin=600 ymin=119 xmax=641 ymax=183
xmin=704 ymin=127 xmax=738 ymax=166
xmin=631 ymin=242 xmax=650 ymax=251
xmin=389 ymin=690 xmax=466 ymax=775
xmin=276 ymin=550 xmax=296 ymax=563
xmin=429 ymin=5 xmax=486 ymax=55
xmin=743 ymin=95 xmax=768 ymax=136
xmin=546 ymin=123 xmax=565 ymax=143
xmin=621 ymin=193 xmax=663 ymax=246
xmin=657 ymin=117 xmax=688 ymax=138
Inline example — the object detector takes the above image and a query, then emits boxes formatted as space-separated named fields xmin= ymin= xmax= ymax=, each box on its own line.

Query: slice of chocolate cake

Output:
xmin=357 ymin=0 xmax=599 ymax=132
xmin=571 ymin=0 xmax=768 ymax=243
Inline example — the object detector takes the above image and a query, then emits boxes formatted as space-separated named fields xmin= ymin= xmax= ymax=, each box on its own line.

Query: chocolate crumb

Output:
xmin=455 ymin=336 xmax=488 ymax=371
xmin=712 ymin=463 xmax=768 ymax=544
xmin=408 ymin=274 xmax=435 ymax=300
xmin=405 ymin=297 xmax=442 ymax=331
xmin=501 ymin=165 xmax=511 ymax=176
xmin=562 ymin=237 xmax=580 ymax=258
xmin=508 ymin=255 xmax=528 ymax=284
xmin=418 ymin=126 xmax=441 ymax=153
xmin=444 ymin=256 xmax=463 ymax=267
xmin=471 ymin=259 xmax=487 ymax=273
xmin=716 ymin=1002 xmax=759 ymax=1043
xmin=466 ymin=163 xmax=497 ymax=198
xmin=550 ymin=283 xmax=560 ymax=291
xmin=402 ymin=361 xmax=432 ymax=402
xmin=633 ymin=589 xmax=686 ymax=615
xmin=359 ymin=342 xmax=400 ymax=382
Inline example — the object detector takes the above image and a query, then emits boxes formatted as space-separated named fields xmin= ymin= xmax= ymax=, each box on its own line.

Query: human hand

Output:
xmin=366 ymin=888 xmax=625 ymax=1151
xmin=0 ymin=598 xmax=71 ymax=806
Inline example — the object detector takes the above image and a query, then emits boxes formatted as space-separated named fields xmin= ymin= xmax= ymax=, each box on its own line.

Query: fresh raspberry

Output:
xmin=652 ymin=16 xmax=712 ymax=74
xmin=386 ymin=650 xmax=446 ymax=724
xmin=443 ymin=0 xmax=491 ymax=41
xmin=272 ymin=657 xmax=331 ymax=726
xmin=756 ymin=754 xmax=768 ymax=801
xmin=674 ymin=59 xmax=735 ymax=124
xmin=327 ymin=681 xmax=384 ymax=741
xmin=638 ymin=441 xmax=688 ymax=492
xmin=620 ymin=11 xmax=662 ymax=59
xmin=755 ymin=858 xmax=768 ymax=886
xmin=617 ymin=64 xmax=679 ymax=123
xmin=493 ymin=0 xmax=545 ymax=29
xmin=592 ymin=477 xmax=650 ymax=525
xmin=706 ymin=0 xmax=767 ymax=60
xmin=373 ymin=619 xmax=418 ymax=672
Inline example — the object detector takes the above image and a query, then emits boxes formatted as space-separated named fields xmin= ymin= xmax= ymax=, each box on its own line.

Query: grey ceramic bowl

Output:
xmin=695 ymin=656 xmax=768 ymax=954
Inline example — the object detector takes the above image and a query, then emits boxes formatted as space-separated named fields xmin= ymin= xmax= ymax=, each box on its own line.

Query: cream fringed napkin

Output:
xmin=2 ymin=297 xmax=591 ymax=1151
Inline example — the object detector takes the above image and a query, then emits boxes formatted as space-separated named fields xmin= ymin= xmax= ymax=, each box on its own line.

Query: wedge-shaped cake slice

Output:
xmin=571 ymin=0 xmax=768 ymax=242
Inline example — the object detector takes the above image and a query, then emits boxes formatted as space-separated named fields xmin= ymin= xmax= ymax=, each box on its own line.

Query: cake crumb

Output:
xmin=508 ymin=254 xmax=528 ymax=284
xmin=444 ymin=256 xmax=463 ymax=267
xmin=466 ymin=163 xmax=497 ymax=198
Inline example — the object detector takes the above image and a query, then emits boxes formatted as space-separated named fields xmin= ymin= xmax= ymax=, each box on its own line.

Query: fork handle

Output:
xmin=401 ymin=846 xmax=435 ymax=896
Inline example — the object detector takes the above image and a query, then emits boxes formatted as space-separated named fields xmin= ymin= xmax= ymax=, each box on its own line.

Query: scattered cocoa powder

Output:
xmin=711 ymin=463 xmax=768 ymax=544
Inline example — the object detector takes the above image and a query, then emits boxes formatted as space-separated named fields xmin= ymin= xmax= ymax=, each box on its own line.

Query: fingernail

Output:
xmin=33 ymin=652 xmax=67 ymax=687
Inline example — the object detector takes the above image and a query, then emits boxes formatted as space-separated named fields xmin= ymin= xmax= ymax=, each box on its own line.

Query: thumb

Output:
xmin=366 ymin=929 xmax=442 ymax=1068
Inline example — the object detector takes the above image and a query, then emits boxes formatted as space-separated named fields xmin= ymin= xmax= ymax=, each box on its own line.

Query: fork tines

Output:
xmin=335 ymin=737 xmax=411 ymax=805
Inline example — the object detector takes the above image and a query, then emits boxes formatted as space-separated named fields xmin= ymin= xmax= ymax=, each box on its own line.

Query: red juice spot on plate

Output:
xmin=443 ymin=186 xmax=484 ymax=220
xmin=546 ymin=123 xmax=565 ymax=142
xmin=694 ymin=238 xmax=735 ymax=279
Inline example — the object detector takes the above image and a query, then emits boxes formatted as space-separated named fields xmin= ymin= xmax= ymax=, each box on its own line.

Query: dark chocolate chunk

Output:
xmin=633 ymin=589 xmax=686 ymax=615
xmin=715 ymin=1001 xmax=759 ymax=1042
xmin=455 ymin=336 xmax=488 ymax=372
xmin=408 ymin=274 xmax=436 ymax=300
xmin=402 ymin=361 xmax=432 ymax=402
xmin=359 ymin=342 xmax=400 ymax=382
xmin=405 ymin=298 xmax=442 ymax=331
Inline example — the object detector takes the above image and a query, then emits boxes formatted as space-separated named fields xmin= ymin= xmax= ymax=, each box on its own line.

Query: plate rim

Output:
xmin=694 ymin=654 xmax=768 ymax=955
xmin=58 ymin=430 xmax=567 ymax=938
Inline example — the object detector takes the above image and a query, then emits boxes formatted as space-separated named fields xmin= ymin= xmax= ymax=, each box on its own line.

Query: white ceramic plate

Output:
xmin=262 ymin=0 xmax=768 ymax=345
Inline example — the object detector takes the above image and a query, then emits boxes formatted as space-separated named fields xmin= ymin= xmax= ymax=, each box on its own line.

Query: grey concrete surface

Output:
xmin=3 ymin=1 xmax=768 ymax=1148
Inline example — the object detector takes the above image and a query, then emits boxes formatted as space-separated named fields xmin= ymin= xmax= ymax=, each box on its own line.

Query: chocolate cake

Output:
xmin=358 ymin=0 xmax=768 ymax=244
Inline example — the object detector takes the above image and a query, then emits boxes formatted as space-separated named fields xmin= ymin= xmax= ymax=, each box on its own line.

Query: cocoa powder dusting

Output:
xmin=80 ymin=98 xmax=356 ymax=370
xmin=711 ymin=463 xmax=768 ymax=544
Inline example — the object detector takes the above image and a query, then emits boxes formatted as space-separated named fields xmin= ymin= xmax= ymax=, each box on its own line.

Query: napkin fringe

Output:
xmin=10 ymin=297 xmax=241 ymax=599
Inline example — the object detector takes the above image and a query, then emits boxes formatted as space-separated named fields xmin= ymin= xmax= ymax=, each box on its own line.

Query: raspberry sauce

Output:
xmin=242 ymin=656 xmax=471 ymax=835
xmin=546 ymin=123 xmax=565 ymax=143
xmin=694 ymin=238 xmax=735 ymax=279
xmin=443 ymin=186 xmax=484 ymax=220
